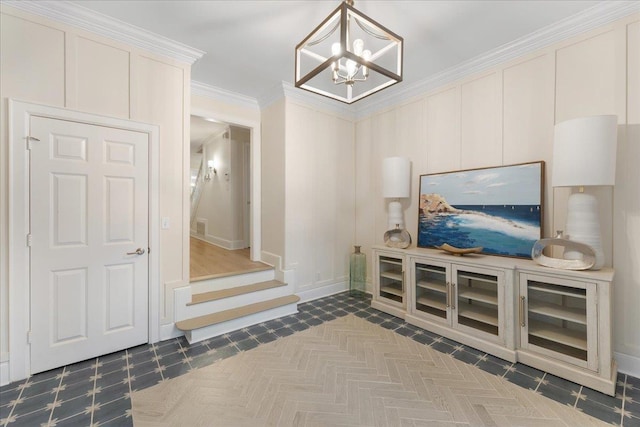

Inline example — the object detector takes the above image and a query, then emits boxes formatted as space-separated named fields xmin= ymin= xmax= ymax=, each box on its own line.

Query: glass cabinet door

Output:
xmin=378 ymin=255 xmax=404 ymax=305
xmin=413 ymin=261 xmax=449 ymax=323
xmin=520 ymin=273 xmax=597 ymax=370
xmin=453 ymin=266 xmax=502 ymax=339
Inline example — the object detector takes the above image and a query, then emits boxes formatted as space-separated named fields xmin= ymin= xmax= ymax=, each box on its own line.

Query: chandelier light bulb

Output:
xmin=353 ymin=38 xmax=364 ymax=56
xmin=346 ymin=59 xmax=357 ymax=77
xmin=331 ymin=42 xmax=341 ymax=56
xmin=362 ymin=49 xmax=371 ymax=77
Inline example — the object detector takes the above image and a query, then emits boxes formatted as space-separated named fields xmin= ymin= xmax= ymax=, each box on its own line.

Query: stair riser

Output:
xmin=190 ymin=269 xmax=275 ymax=294
xmin=184 ymin=303 xmax=299 ymax=344
xmin=174 ymin=283 xmax=294 ymax=322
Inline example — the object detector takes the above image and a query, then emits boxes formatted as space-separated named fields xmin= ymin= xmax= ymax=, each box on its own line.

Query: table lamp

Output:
xmin=552 ymin=115 xmax=617 ymax=270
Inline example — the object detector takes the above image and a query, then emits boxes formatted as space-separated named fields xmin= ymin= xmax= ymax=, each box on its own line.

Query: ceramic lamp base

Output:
xmin=564 ymin=191 xmax=605 ymax=270
xmin=387 ymin=199 xmax=404 ymax=230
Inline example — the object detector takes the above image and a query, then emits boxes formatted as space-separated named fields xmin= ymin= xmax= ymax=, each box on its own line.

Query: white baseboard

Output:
xmin=260 ymin=250 xmax=281 ymax=270
xmin=191 ymin=233 xmax=245 ymax=250
xmin=0 ymin=359 xmax=9 ymax=387
xmin=160 ymin=322 xmax=184 ymax=342
xmin=615 ymin=351 xmax=640 ymax=378
xmin=297 ymin=281 xmax=349 ymax=303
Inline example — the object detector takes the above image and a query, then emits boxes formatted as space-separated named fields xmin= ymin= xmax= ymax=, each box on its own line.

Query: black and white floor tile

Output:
xmin=1 ymin=292 xmax=638 ymax=426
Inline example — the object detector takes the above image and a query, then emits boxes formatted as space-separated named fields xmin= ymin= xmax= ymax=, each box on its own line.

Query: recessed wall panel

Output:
xmin=105 ymin=264 xmax=134 ymax=331
xmin=52 ymin=134 xmax=87 ymax=161
xmin=105 ymin=140 xmax=135 ymax=165
xmin=76 ymin=36 xmax=130 ymax=118
xmin=51 ymin=268 xmax=88 ymax=344
xmin=105 ymin=177 xmax=134 ymax=243
xmin=52 ymin=174 xmax=87 ymax=246
xmin=460 ymin=73 xmax=501 ymax=169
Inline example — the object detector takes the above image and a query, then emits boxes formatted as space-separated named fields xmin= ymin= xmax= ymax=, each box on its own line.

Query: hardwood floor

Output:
xmin=189 ymin=237 xmax=271 ymax=281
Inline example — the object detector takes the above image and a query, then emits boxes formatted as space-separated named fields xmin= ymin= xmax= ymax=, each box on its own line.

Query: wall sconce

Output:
xmin=204 ymin=159 xmax=217 ymax=181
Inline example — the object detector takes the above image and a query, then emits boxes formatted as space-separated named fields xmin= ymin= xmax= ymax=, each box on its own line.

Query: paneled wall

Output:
xmin=260 ymin=100 xmax=286 ymax=266
xmin=0 ymin=5 xmax=191 ymax=376
xmin=277 ymin=99 xmax=355 ymax=299
xmin=355 ymin=14 xmax=640 ymax=366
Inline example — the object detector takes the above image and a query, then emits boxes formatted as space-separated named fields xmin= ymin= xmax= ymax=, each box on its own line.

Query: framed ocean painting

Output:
xmin=417 ymin=161 xmax=544 ymax=258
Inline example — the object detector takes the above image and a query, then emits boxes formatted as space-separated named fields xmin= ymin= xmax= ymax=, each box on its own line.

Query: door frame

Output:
xmin=8 ymin=99 xmax=160 ymax=383
xmin=191 ymin=107 xmax=261 ymax=261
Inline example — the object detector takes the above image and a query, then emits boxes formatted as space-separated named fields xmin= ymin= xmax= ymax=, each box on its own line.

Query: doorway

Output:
xmin=189 ymin=115 xmax=262 ymax=281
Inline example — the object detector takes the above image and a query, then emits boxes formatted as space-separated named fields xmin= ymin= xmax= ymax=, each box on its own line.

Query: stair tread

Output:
xmin=188 ymin=280 xmax=287 ymax=305
xmin=176 ymin=294 xmax=300 ymax=331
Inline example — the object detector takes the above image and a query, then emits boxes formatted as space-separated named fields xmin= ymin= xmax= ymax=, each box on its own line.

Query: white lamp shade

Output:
xmin=382 ymin=157 xmax=410 ymax=198
xmin=552 ymin=115 xmax=617 ymax=187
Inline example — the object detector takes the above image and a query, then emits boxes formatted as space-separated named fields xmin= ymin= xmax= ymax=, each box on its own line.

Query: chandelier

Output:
xmin=295 ymin=0 xmax=403 ymax=104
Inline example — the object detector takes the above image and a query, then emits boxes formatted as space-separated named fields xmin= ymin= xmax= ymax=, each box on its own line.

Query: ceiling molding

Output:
xmin=2 ymin=0 xmax=205 ymax=64
xmin=282 ymin=82 xmax=356 ymax=120
xmin=353 ymin=1 xmax=640 ymax=119
xmin=258 ymin=82 xmax=356 ymax=120
xmin=191 ymin=81 xmax=259 ymax=111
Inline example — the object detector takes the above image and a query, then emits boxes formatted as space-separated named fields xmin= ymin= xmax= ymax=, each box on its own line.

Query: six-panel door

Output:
xmin=29 ymin=116 xmax=149 ymax=374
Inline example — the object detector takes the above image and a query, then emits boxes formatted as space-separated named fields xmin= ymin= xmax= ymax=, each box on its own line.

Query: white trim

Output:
xmin=191 ymin=81 xmax=259 ymax=111
xmin=0 ymin=353 xmax=9 ymax=386
xmin=190 ymin=233 xmax=245 ymax=251
xmin=353 ymin=1 xmax=640 ymax=118
xmin=260 ymin=250 xmax=282 ymax=271
xmin=2 ymin=0 xmax=204 ymax=64
xmin=258 ymin=81 xmax=356 ymax=120
xmin=160 ymin=322 xmax=184 ymax=341
xmin=8 ymin=100 xmax=160 ymax=383
xmin=615 ymin=351 xmax=640 ymax=378
xmin=296 ymin=281 xmax=349 ymax=303
xmin=190 ymin=108 xmax=262 ymax=263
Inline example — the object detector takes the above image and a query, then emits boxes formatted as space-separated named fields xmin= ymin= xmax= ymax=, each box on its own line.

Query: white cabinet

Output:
xmin=370 ymin=246 xmax=616 ymax=396
xmin=406 ymin=255 xmax=516 ymax=362
xmin=371 ymin=249 xmax=406 ymax=318
xmin=517 ymin=269 xmax=615 ymax=395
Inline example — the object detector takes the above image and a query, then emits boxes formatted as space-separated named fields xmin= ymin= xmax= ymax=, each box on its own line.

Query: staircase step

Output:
xmin=176 ymin=294 xmax=300 ymax=332
xmin=188 ymin=280 xmax=286 ymax=306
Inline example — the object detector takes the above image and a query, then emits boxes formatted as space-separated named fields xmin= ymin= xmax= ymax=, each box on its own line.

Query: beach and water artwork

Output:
xmin=418 ymin=162 xmax=544 ymax=258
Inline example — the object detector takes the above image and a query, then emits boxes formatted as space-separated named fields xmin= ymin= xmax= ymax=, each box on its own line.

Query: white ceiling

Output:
xmin=70 ymin=0 xmax=603 ymax=104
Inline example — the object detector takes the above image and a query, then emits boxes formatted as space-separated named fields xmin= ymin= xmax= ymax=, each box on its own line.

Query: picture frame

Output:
xmin=417 ymin=161 xmax=544 ymax=258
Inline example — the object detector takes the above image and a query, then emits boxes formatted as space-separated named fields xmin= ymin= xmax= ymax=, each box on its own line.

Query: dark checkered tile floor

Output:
xmin=1 ymin=292 xmax=638 ymax=426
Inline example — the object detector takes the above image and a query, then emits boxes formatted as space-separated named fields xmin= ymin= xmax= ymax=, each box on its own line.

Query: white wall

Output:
xmin=355 ymin=14 xmax=640 ymax=369
xmin=0 ymin=4 xmax=191 ymax=382
xmin=261 ymin=100 xmax=287 ymax=267
xmin=260 ymin=98 xmax=356 ymax=298
xmin=194 ymin=130 xmax=248 ymax=249
xmin=284 ymin=99 xmax=356 ymax=298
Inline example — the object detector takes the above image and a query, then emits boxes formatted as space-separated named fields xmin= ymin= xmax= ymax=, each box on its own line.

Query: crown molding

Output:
xmin=353 ymin=1 xmax=640 ymax=119
xmin=2 ymin=0 xmax=205 ymax=64
xmin=191 ymin=81 xmax=259 ymax=111
xmin=259 ymin=82 xmax=356 ymax=120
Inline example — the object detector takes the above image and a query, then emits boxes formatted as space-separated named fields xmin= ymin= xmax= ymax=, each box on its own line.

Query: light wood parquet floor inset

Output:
xmin=131 ymin=315 xmax=608 ymax=427
xmin=190 ymin=237 xmax=271 ymax=281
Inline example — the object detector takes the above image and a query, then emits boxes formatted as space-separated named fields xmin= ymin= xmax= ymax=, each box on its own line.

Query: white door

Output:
xmin=29 ymin=116 xmax=149 ymax=374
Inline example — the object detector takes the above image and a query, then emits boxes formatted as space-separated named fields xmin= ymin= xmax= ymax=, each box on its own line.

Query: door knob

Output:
xmin=126 ymin=248 xmax=145 ymax=255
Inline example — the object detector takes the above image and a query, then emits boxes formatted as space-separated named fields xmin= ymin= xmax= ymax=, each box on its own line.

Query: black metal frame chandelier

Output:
xmin=295 ymin=0 xmax=403 ymax=104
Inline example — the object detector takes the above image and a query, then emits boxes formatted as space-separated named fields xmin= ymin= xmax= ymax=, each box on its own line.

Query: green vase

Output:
xmin=349 ymin=245 xmax=366 ymax=297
